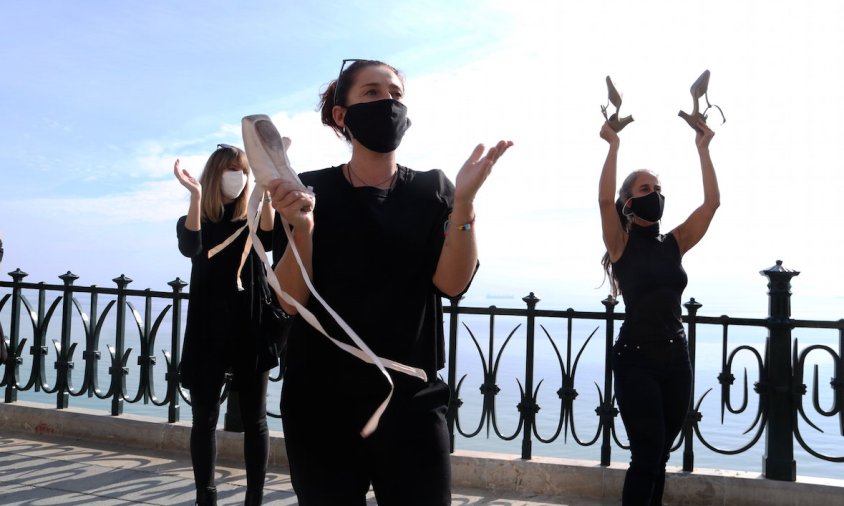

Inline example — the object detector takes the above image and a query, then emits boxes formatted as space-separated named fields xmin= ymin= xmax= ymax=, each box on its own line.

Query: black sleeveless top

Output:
xmin=612 ymin=223 xmax=688 ymax=341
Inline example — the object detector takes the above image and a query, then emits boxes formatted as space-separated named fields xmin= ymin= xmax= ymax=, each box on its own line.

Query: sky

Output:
xmin=1 ymin=0 xmax=843 ymax=319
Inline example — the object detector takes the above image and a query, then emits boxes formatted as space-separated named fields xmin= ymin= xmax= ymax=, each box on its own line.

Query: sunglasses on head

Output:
xmin=333 ymin=58 xmax=366 ymax=106
xmin=216 ymin=143 xmax=239 ymax=151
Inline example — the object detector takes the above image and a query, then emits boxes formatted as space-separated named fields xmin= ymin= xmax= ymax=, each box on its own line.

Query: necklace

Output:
xmin=346 ymin=162 xmax=397 ymax=188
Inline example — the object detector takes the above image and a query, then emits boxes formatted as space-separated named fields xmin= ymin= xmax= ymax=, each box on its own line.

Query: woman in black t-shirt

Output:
xmin=268 ymin=59 xmax=511 ymax=506
xmin=174 ymin=145 xmax=275 ymax=506
xmin=599 ymin=115 xmax=719 ymax=505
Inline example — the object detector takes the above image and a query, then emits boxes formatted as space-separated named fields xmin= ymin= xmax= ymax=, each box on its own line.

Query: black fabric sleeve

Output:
xmin=271 ymin=212 xmax=288 ymax=268
xmin=257 ymin=224 xmax=273 ymax=251
xmin=176 ymin=216 xmax=202 ymax=258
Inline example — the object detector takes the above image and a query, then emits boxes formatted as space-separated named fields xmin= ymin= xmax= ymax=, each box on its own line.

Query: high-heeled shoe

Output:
xmin=601 ymin=75 xmax=634 ymax=132
xmin=678 ymin=69 xmax=726 ymax=131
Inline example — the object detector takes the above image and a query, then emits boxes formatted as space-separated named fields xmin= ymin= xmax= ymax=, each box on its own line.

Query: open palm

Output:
xmin=173 ymin=159 xmax=201 ymax=196
xmin=454 ymin=140 xmax=513 ymax=204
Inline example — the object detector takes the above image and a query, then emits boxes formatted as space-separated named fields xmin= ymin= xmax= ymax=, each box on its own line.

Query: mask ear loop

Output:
xmin=621 ymin=197 xmax=634 ymax=218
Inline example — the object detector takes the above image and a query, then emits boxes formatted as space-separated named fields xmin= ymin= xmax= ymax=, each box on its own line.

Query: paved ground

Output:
xmin=0 ymin=431 xmax=615 ymax=505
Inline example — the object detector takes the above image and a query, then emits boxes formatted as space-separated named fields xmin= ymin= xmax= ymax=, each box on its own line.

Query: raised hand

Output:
xmin=600 ymin=121 xmax=620 ymax=146
xmin=454 ymin=140 xmax=513 ymax=205
xmin=173 ymin=159 xmax=201 ymax=197
xmin=694 ymin=118 xmax=715 ymax=151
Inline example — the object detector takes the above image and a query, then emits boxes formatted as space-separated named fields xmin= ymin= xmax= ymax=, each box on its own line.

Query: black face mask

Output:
xmin=344 ymin=99 xmax=411 ymax=153
xmin=628 ymin=191 xmax=665 ymax=222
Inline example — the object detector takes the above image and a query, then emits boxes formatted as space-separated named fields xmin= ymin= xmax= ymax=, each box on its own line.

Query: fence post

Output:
xmin=167 ymin=277 xmax=187 ymax=423
xmin=56 ymin=271 xmax=79 ymax=409
xmin=761 ymin=260 xmax=798 ymax=481
xmin=110 ymin=274 xmax=132 ymax=416
xmin=3 ymin=269 xmax=28 ymax=403
xmin=682 ymin=297 xmax=703 ymax=471
xmin=446 ymin=296 xmax=461 ymax=453
xmin=599 ymin=295 xmax=619 ymax=466
xmin=518 ymin=292 xmax=540 ymax=460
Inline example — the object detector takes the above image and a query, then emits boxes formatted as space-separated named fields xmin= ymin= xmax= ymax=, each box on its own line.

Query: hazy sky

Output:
xmin=2 ymin=1 xmax=842 ymax=318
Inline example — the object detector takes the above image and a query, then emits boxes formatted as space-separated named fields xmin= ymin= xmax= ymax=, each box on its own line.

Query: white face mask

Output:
xmin=221 ymin=170 xmax=247 ymax=199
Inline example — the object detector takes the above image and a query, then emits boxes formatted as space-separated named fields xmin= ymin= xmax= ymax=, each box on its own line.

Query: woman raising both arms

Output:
xmin=599 ymin=113 xmax=719 ymax=505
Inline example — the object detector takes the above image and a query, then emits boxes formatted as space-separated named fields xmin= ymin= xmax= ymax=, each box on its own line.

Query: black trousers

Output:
xmin=281 ymin=377 xmax=451 ymax=506
xmin=612 ymin=336 xmax=692 ymax=506
xmin=189 ymin=369 xmax=270 ymax=504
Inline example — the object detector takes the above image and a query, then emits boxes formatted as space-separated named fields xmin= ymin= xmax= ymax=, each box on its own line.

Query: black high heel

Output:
xmin=601 ymin=75 xmax=634 ymax=132
xmin=678 ymin=69 xmax=726 ymax=131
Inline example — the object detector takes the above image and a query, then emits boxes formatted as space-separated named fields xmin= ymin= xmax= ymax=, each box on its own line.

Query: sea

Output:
xmin=1 ymin=286 xmax=842 ymax=482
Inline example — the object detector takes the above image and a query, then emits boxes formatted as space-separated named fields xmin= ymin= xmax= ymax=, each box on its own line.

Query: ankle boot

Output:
xmin=244 ymin=488 xmax=263 ymax=505
xmin=196 ymin=487 xmax=217 ymax=506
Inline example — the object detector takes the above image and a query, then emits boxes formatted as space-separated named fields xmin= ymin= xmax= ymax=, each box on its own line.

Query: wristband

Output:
xmin=444 ymin=214 xmax=475 ymax=234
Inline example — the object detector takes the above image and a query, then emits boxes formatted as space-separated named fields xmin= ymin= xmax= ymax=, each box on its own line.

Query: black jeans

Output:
xmin=612 ymin=336 xmax=692 ymax=506
xmin=190 ymin=370 xmax=270 ymax=505
xmin=281 ymin=377 xmax=452 ymax=506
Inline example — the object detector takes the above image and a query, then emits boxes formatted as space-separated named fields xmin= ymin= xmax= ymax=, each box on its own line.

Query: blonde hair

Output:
xmin=198 ymin=145 xmax=250 ymax=222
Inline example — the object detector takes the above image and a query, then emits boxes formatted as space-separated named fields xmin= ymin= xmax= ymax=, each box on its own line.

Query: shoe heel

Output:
xmin=609 ymin=114 xmax=634 ymax=133
xmin=677 ymin=110 xmax=701 ymax=131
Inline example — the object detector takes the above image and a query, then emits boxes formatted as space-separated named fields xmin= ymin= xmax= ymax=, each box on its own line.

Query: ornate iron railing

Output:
xmin=1 ymin=261 xmax=841 ymax=481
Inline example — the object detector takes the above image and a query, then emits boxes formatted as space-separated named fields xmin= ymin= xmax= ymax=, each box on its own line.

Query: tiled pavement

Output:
xmin=0 ymin=432 xmax=614 ymax=505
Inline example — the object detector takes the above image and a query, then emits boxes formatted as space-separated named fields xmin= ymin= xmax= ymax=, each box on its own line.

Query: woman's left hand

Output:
xmin=454 ymin=140 xmax=513 ymax=205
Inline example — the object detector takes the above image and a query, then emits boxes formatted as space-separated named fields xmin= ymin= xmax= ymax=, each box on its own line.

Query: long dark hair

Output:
xmin=600 ymin=169 xmax=656 ymax=296
xmin=318 ymin=59 xmax=405 ymax=141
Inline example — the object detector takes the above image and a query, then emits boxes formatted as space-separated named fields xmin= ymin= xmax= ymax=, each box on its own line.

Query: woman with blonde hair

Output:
xmin=174 ymin=144 xmax=277 ymax=505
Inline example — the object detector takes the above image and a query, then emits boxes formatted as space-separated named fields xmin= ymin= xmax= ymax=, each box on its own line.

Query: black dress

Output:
xmin=177 ymin=203 xmax=277 ymax=390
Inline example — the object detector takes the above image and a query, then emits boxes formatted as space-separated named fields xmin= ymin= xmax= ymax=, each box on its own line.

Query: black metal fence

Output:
xmin=1 ymin=261 xmax=841 ymax=482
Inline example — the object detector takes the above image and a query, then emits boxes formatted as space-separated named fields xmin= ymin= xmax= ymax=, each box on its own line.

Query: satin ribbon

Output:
xmin=241 ymin=116 xmax=426 ymax=437
xmin=207 ymin=224 xmax=250 ymax=291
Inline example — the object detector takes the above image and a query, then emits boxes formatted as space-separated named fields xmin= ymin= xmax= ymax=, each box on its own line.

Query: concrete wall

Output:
xmin=1 ymin=402 xmax=842 ymax=505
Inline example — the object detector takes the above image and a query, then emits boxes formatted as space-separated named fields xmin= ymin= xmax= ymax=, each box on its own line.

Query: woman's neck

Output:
xmin=632 ymin=216 xmax=657 ymax=227
xmin=347 ymin=147 xmax=397 ymax=188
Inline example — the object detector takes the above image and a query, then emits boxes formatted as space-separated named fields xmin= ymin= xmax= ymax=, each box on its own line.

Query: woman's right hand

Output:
xmin=173 ymin=159 xmax=201 ymax=198
xmin=599 ymin=121 xmax=619 ymax=146
xmin=269 ymin=179 xmax=315 ymax=233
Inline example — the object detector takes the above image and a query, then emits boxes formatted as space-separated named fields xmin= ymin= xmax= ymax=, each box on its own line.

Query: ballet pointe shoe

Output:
xmin=678 ymin=69 xmax=726 ymax=131
xmin=601 ymin=75 xmax=634 ymax=132
xmin=241 ymin=114 xmax=308 ymax=192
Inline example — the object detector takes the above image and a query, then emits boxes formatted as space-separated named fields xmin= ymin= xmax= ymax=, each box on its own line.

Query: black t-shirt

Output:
xmin=275 ymin=165 xmax=464 ymax=412
xmin=612 ymin=223 xmax=688 ymax=341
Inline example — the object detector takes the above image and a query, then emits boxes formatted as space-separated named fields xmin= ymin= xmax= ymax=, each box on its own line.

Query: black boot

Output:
xmin=244 ymin=488 xmax=263 ymax=505
xmin=196 ymin=487 xmax=217 ymax=506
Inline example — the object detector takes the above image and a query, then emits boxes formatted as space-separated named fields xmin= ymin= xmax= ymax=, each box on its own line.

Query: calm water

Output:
xmin=2 ymin=288 xmax=842 ymax=481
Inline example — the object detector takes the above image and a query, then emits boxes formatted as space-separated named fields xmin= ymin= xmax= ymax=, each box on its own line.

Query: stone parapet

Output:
xmin=1 ymin=402 xmax=842 ymax=505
